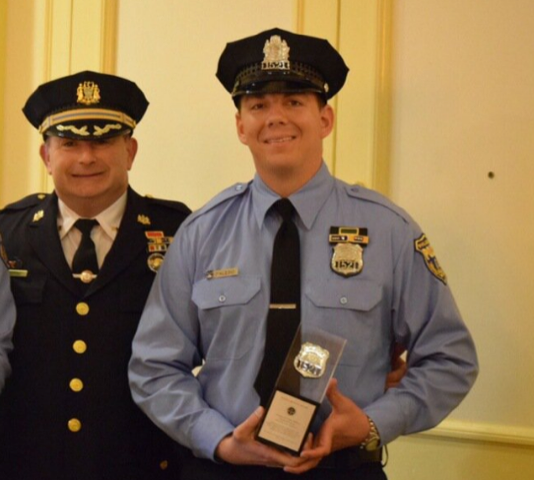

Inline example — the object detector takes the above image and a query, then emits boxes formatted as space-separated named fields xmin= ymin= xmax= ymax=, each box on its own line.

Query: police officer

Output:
xmin=0 ymin=71 xmax=190 ymax=480
xmin=0 ymin=235 xmax=15 ymax=393
xmin=129 ymin=28 xmax=478 ymax=480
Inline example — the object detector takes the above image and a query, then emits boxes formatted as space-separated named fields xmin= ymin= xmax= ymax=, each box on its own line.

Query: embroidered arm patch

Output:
xmin=414 ymin=234 xmax=447 ymax=285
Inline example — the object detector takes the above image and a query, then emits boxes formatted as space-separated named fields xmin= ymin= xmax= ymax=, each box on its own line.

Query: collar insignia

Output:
xmin=137 ymin=214 xmax=151 ymax=225
xmin=32 ymin=210 xmax=44 ymax=222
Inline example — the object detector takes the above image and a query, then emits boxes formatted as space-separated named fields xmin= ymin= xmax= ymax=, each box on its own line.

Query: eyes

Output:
xmin=245 ymin=95 xmax=306 ymax=111
xmin=59 ymin=138 xmax=113 ymax=148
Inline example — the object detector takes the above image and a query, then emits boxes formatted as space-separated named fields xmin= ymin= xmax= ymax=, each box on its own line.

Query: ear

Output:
xmin=235 ymin=111 xmax=248 ymax=146
xmin=319 ymin=104 xmax=335 ymax=139
xmin=125 ymin=136 xmax=138 ymax=170
xmin=39 ymin=143 xmax=53 ymax=175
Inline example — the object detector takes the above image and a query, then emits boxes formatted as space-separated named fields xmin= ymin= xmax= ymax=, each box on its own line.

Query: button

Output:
xmin=76 ymin=302 xmax=89 ymax=316
xmin=68 ymin=418 xmax=82 ymax=432
xmin=73 ymin=340 xmax=87 ymax=354
xmin=340 ymin=296 xmax=348 ymax=305
xmin=218 ymin=295 xmax=226 ymax=303
xmin=235 ymin=184 xmax=244 ymax=191
xmin=69 ymin=378 xmax=84 ymax=392
xmin=159 ymin=460 xmax=169 ymax=470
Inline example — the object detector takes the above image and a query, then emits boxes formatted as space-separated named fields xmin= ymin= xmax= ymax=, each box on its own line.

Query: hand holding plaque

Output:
xmin=255 ymin=326 xmax=346 ymax=455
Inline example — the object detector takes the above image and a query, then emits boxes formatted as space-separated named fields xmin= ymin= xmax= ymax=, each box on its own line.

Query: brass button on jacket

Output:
xmin=76 ymin=302 xmax=89 ymax=316
xmin=67 ymin=418 xmax=82 ymax=433
xmin=72 ymin=340 xmax=87 ymax=354
xmin=69 ymin=378 xmax=84 ymax=392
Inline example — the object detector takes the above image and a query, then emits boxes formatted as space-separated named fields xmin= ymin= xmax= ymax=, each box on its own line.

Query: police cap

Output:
xmin=23 ymin=71 xmax=149 ymax=140
xmin=216 ymin=28 xmax=349 ymax=103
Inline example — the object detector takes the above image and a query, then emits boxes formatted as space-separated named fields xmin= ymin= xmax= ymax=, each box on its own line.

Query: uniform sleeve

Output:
xmin=0 ymin=264 xmax=16 ymax=393
xmin=364 ymin=225 xmax=479 ymax=445
xmin=128 ymin=226 xmax=234 ymax=460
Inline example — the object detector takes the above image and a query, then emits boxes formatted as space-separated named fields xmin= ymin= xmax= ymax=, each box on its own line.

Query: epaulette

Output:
xmin=144 ymin=195 xmax=191 ymax=215
xmin=183 ymin=181 xmax=251 ymax=225
xmin=344 ymin=184 xmax=415 ymax=225
xmin=1 ymin=193 xmax=50 ymax=213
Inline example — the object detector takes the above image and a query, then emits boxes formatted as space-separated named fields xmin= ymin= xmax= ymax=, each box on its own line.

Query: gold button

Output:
xmin=76 ymin=302 xmax=89 ymax=316
xmin=68 ymin=418 xmax=82 ymax=432
xmin=69 ymin=378 xmax=84 ymax=392
xmin=73 ymin=340 xmax=87 ymax=354
xmin=159 ymin=460 xmax=169 ymax=470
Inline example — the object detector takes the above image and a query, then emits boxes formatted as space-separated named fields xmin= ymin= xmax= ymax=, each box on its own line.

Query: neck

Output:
xmin=257 ymin=162 xmax=322 ymax=198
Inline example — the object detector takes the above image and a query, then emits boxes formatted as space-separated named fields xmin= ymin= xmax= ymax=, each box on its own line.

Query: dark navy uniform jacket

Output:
xmin=0 ymin=187 xmax=190 ymax=480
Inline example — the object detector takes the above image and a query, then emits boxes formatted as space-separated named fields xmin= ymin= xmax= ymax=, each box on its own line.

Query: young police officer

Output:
xmin=0 ymin=71 xmax=190 ymax=480
xmin=129 ymin=28 xmax=478 ymax=480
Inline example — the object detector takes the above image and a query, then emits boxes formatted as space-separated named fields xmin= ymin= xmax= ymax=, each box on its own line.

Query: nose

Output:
xmin=78 ymin=142 xmax=97 ymax=163
xmin=266 ymin=101 xmax=287 ymax=127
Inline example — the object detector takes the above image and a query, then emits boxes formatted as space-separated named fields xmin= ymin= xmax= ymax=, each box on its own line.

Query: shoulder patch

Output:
xmin=1 ymin=193 xmax=50 ymax=212
xmin=414 ymin=234 xmax=447 ymax=285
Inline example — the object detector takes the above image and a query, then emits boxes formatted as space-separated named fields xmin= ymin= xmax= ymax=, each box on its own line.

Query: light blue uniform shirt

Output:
xmin=0 ymin=259 xmax=15 ymax=393
xmin=129 ymin=163 xmax=478 ymax=460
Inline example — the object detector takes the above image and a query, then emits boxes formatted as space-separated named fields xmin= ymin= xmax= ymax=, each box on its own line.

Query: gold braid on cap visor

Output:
xmin=38 ymin=108 xmax=136 ymax=134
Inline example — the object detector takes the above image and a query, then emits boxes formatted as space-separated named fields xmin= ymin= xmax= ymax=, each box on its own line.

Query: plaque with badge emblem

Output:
xmin=256 ymin=326 xmax=346 ymax=455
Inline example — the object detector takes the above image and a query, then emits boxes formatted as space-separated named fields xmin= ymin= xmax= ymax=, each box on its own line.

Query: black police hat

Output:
xmin=23 ymin=71 xmax=149 ymax=140
xmin=216 ymin=28 xmax=349 ymax=102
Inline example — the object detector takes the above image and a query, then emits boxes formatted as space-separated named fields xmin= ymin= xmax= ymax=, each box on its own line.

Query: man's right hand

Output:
xmin=215 ymin=406 xmax=315 ymax=470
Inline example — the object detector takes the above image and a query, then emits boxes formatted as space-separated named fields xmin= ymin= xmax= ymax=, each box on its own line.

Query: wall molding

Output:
xmin=419 ymin=418 xmax=534 ymax=448
xmin=294 ymin=0 xmax=393 ymax=194
xmin=40 ymin=0 xmax=117 ymax=192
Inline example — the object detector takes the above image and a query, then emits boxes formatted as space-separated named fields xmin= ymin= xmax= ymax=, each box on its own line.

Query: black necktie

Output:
xmin=254 ymin=199 xmax=301 ymax=406
xmin=72 ymin=219 xmax=99 ymax=286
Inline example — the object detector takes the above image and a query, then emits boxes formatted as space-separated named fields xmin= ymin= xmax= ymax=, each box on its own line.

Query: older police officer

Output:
xmin=0 ymin=72 xmax=190 ymax=480
xmin=129 ymin=29 xmax=478 ymax=480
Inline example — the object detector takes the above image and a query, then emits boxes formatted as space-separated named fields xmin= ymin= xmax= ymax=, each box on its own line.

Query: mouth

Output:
xmin=72 ymin=172 xmax=103 ymax=179
xmin=264 ymin=135 xmax=296 ymax=145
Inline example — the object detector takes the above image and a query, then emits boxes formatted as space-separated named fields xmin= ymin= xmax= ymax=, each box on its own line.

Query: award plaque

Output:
xmin=256 ymin=326 xmax=346 ymax=455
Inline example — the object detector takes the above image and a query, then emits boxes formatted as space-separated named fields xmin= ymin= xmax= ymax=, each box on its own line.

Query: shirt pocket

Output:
xmin=192 ymin=275 xmax=262 ymax=360
xmin=305 ymin=277 xmax=383 ymax=366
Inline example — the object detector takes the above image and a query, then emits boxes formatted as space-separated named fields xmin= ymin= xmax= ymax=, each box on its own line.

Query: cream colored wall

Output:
xmin=115 ymin=0 xmax=294 ymax=209
xmin=1 ymin=0 xmax=533 ymax=477
xmin=387 ymin=0 xmax=534 ymax=476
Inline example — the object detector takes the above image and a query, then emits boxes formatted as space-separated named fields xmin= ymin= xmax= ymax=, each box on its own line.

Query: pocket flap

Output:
xmin=192 ymin=275 xmax=261 ymax=310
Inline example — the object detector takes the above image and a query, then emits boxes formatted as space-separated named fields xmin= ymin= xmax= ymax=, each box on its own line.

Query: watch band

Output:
xmin=359 ymin=416 xmax=381 ymax=451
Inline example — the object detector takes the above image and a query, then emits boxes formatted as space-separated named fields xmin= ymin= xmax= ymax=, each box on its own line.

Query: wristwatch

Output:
xmin=359 ymin=416 xmax=381 ymax=451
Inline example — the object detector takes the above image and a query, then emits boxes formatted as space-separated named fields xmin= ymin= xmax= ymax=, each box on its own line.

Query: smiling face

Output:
xmin=40 ymin=134 xmax=137 ymax=217
xmin=236 ymin=92 xmax=334 ymax=197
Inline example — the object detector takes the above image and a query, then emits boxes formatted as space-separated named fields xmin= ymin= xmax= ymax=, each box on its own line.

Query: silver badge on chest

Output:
xmin=329 ymin=226 xmax=369 ymax=277
xmin=331 ymin=243 xmax=364 ymax=277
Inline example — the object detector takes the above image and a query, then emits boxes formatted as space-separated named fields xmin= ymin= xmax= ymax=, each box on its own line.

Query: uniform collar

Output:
xmin=252 ymin=161 xmax=335 ymax=230
xmin=58 ymin=192 xmax=127 ymax=240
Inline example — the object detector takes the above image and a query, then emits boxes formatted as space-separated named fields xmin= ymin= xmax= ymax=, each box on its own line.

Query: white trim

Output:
xmin=418 ymin=419 xmax=534 ymax=448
